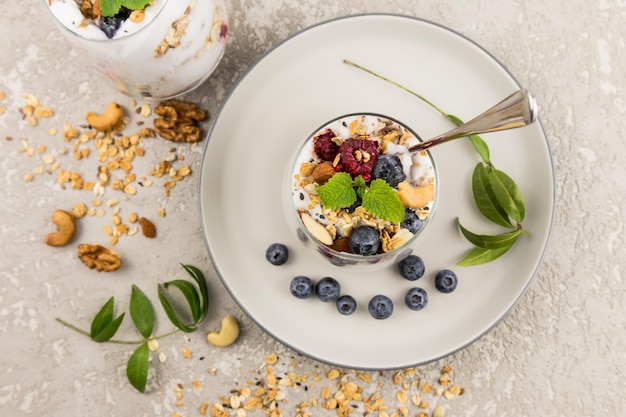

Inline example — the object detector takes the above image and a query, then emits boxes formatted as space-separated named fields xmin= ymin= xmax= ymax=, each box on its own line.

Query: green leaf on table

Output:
xmin=90 ymin=297 xmax=125 ymax=342
xmin=362 ymin=179 xmax=405 ymax=224
xmin=129 ymin=285 xmax=154 ymax=339
xmin=181 ymin=264 xmax=209 ymax=322
xmin=472 ymin=163 xmax=514 ymax=228
xmin=316 ymin=172 xmax=357 ymax=210
xmin=457 ymin=244 xmax=515 ymax=266
xmin=126 ymin=342 xmax=150 ymax=393
xmin=446 ymin=114 xmax=491 ymax=164
xmin=488 ymin=169 xmax=526 ymax=224
xmin=158 ymin=284 xmax=197 ymax=333
xmin=99 ymin=0 xmax=122 ymax=17
xmin=163 ymin=280 xmax=201 ymax=323
xmin=457 ymin=220 xmax=522 ymax=249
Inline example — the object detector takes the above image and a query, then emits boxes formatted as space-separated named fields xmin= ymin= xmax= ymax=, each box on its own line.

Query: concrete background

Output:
xmin=1 ymin=1 xmax=624 ymax=416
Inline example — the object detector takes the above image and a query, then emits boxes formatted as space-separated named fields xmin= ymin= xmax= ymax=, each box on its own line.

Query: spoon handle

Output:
xmin=408 ymin=89 xmax=537 ymax=152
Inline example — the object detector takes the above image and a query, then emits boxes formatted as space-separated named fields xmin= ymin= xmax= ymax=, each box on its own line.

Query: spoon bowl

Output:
xmin=409 ymin=89 xmax=537 ymax=152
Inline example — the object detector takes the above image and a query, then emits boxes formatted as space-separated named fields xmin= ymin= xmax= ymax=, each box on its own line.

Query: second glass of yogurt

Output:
xmin=45 ymin=0 xmax=228 ymax=99
xmin=286 ymin=113 xmax=438 ymax=268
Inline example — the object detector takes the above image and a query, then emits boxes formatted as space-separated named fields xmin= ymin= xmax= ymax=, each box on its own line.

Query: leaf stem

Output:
xmin=55 ymin=318 xmax=180 ymax=345
xmin=343 ymin=59 xmax=449 ymax=118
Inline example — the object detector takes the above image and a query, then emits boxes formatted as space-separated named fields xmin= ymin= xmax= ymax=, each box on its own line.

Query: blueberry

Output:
xmin=290 ymin=276 xmax=315 ymax=299
xmin=348 ymin=226 xmax=380 ymax=256
xmin=265 ymin=243 xmax=289 ymax=265
xmin=435 ymin=269 xmax=458 ymax=293
xmin=404 ymin=287 xmax=428 ymax=311
xmin=100 ymin=16 xmax=124 ymax=39
xmin=371 ymin=154 xmax=406 ymax=187
xmin=315 ymin=277 xmax=341 ymax=302
xmin=368 ymin=294 xmax=394 ymax=319
xmin=398 ymin=255 xmax=425 ymax=281
xmin=400 ymin=209 xmax=424 ymax=234
xmin=336 ymin=295 xmax=357 ymax=315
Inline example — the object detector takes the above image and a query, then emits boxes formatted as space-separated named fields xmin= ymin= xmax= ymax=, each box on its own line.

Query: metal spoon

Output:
xmin=408 ymin=89 xmax=538 ymax=153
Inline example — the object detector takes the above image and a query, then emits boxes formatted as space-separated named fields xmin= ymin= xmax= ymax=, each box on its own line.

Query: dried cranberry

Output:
xmin=313 ymin=129 xmax=339 ymax=161
xmin=335 ymin=139 xmax=380 ymax=180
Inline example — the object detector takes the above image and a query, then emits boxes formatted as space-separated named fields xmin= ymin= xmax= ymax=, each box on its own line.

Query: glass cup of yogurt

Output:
xmin=44 ymin=0 xmax=228 ymax=99
xmin=285 ymin=113 xmax=438 ymax=269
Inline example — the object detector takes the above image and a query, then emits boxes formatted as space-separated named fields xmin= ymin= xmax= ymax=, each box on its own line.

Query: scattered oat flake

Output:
xmin=182 ymin=346 xmax=192 ymax=359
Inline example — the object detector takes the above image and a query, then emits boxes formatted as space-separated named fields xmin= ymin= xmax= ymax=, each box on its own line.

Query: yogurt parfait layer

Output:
xmin=46 ymin=0 xmax=228 ymax=99
xmin=290 ymin=114 xmax=437 ymax=263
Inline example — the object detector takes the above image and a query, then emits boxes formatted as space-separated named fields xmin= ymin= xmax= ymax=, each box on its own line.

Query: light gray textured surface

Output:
xmin=1 ymin=1 xmax=624 ymax=416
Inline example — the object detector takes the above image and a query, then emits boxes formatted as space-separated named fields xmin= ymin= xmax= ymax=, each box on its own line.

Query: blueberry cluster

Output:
xmin=289 ymin=275 xmax=358 ymax=315
xmin=265 ymin=244 xmax=458 ymax=320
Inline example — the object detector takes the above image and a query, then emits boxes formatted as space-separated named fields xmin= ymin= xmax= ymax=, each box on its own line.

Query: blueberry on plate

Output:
xmin=368 ymin=294 xmax=394 ymax=319
xmin=290 ymin=276 xmax=315 ymax=299
xmin=400 ymin=208 xmax=424 ymax=234
xmin=336 ymin=295 xmax=357 ymax=315
xmin=348 ymin=226 xmax=380 ymax=256
xmin=404 ymin=287 xmax=428 ymax=311
xmin=435 ymin=269 xmax=458 ymax=293
xmin=371 ymin=154 xmax=406 ymax=187
xmin=398 ymin=255 xmax=425 ymax=281
xmin=315 ymin=277 xmax=341 ymax=302
xmin=265 ymin=243 xmax=289 ymax=265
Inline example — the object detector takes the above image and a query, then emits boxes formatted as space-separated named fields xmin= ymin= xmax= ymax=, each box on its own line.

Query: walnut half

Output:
xmin=77 ymin=244 xmax=122 ymax=272
xmin=153 ymin=99 xmax=207 ymax=143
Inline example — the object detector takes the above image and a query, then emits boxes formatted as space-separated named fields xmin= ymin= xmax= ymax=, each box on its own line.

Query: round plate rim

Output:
xmin=197 ymin=13 xmax=556 ymax=370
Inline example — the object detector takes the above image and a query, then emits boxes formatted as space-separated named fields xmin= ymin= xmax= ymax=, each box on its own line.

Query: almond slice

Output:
xmin=300 ymin=212 xmax=333 ymax=245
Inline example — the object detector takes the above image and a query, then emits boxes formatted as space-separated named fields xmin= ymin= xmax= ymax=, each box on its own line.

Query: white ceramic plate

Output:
xmin=198 ymin=14 xmax=554 ymax=369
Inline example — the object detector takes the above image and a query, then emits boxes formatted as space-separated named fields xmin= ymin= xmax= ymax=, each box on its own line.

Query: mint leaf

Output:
xmin=126 ymin=342 xmax=149 ymax=393
xmin=457 ymin=220 xmax=522 ymax=249
xmin=354 ymin=176 xmax=366 ymax=199
xmin=100 ymin=0 xmax=122 ymax=17
xmin=129 ymin=285 xmax=154 ymax=339
xmin=122 ymin=0 xmax=153 ymax=11
xmin=316 ymin=172 xmax=357 ymax=209
xmin=362 ymin=179 xmax=405 ymax=224
xmin=457 ymin=244 xmax=514 ymax=266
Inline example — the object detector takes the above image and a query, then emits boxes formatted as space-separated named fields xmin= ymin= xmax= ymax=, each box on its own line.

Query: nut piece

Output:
xmin=86 ymin=102 xmax=124 ymax=131
xmin=138 ymin=217 xmax=157 ymax=238
xmin=311 ymin=162 xmax=335 ymax=185
xmin=397 ymin=181 xmax=435 ymax=209
xmin=77 ymin=244 xmax=122 ymax=272
xmin=300 ymin=212 xmax=333 ymax=245
xmin=45 ymin=210 xmax=77 ymax=246
xmin=206 ymin=315 xmax=240 ymax=347
xmin=153 ymin=99 xmax=206 ymax=143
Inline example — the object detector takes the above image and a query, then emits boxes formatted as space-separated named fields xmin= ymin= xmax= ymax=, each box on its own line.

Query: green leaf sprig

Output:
xmin=343 ymin=59 xmax=529 ymax=265
xmin=316 ymin=172 xmax=405 ymax=224
xmin=56 ymin=263 xmax=209 ymax=393
xmin=100 ymin=0 xmax=153 ymax=17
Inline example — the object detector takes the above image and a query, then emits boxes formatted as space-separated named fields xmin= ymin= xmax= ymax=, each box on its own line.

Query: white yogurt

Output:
xmin=46 ymin=0 xmax=228 ymax=99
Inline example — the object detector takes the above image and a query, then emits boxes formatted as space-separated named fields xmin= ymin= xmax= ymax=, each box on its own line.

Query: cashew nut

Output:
xmin=206 ymin=315 xmax=240 ymax=347
xmin=86 ymin=102 xmax=124 ymax=131
xmin=45 ymin=209 xmax=77 ymax=246
xmin=397 ymin=181 xmax=436 ymax=209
